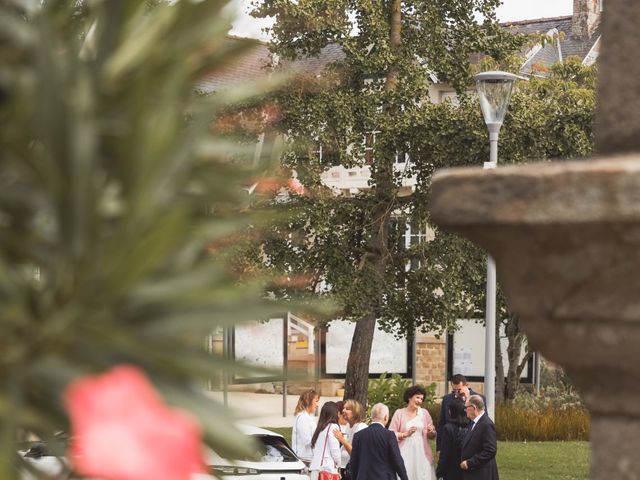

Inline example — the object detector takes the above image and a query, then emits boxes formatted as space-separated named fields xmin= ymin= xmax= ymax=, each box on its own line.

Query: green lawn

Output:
xmin=263 ymin=427 xmax=590 ymax=480
xmin=497 ymin=441 xmax=589 ymax=480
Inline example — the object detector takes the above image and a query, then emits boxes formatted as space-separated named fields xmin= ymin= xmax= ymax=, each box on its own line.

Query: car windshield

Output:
xmin=244 ymin=435 xmax=298 ymax=463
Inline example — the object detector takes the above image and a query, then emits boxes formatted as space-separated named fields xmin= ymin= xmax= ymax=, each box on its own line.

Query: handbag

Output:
xmin=318 ymin=424 xmax=341 ymax=480
xmin=319 ymin=472 xmax=341 ymax=480
xmin=339 ymin=463 xmax=352 ymax=480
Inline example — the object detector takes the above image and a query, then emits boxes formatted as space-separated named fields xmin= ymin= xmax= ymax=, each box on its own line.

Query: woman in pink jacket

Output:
xmin=389 ymin=385 xmax=437 ymax=480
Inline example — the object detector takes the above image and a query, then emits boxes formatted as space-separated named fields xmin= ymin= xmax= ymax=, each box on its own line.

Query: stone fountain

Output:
xmin=429 ymin=1 xmax=640 ymax=478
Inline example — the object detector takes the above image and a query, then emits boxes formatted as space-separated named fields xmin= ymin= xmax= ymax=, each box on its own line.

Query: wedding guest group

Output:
xmin=289 ymin=378 xmax=498 ymax=480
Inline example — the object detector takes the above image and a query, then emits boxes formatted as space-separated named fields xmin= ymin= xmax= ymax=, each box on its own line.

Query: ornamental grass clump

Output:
xmin=496 ymin=402 xmax=589 ymax=442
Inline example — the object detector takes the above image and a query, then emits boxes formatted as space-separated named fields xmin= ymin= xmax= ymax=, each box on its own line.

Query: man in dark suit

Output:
xmin=437 ymin=374 xmax=483 ymax=451
xmin=460 ymin=395 xmax=498 ymax=480
xmin=349 ymin=403 xmax=409 ymax=480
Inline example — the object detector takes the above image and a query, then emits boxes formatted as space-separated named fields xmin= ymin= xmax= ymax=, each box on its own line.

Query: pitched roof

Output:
xmin=196 ymin=37 xmax=273 ymax=93
xmin=202 ymin=10 xmax=601 ymax=92
xmin=503 ymin=15 xmax=600 ymax=74
xmin=197 ymin=39 xmax=347 ymax=92
xmin=280 ymin=43 xmax=346 ymax=75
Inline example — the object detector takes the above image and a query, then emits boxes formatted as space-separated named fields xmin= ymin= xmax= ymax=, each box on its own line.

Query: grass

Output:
xmin=263 ymin=427 xmax=590 ymax=480
xmin=498 ymin=441 xmax=589 ymax=480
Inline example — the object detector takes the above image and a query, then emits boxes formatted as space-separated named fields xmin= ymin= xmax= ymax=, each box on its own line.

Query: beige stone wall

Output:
xmin=414 ymin=332 xmax=447 ymax=397
xmin=413 ymin=332 xmax=488 ymax=400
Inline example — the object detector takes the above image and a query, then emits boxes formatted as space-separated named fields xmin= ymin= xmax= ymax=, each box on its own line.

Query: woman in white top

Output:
xmin=291 ymin=389 xmax=319 ymax=466
xmin=334 ymin=399 xmax=368 ymax=477
xmin=309 ymin=401 xmax=341 ymax=480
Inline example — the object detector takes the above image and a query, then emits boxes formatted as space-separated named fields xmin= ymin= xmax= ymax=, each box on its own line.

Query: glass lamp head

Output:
xmin=474 ymin=71 xmax=522 ymax=127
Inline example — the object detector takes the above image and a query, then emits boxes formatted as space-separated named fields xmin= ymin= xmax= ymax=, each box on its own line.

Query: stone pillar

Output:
xmin=572 ymin=0 xmax=600 ymax=39
xmin=429 ymin=3 xmax=640 ymax=478
xmin=597 ymin=0 xmax=640 ymax=154
xmin=430 ymin=156 xmax=640 ymax=480
xmin=414 ymin=333 xmax=446 ymax=396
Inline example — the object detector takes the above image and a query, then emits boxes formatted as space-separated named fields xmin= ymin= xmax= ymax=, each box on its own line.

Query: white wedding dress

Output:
xmin=398 ymin=415 xmax=435 ymax=480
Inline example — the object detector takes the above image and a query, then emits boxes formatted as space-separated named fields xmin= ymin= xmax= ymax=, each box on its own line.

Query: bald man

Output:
xmin=349 ymin=403 xmax=408 ymax=480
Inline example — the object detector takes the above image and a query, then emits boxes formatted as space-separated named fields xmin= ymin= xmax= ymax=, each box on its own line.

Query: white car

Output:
xmin=194 ymin=425 xmax=309 ymax=480
xmin=19 ymin=442 xmax=70 ymax=480
xmin=19 ymin=426 xmax=308 ymax=480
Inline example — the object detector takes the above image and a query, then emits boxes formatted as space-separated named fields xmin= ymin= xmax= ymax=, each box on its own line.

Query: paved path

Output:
xmin=204 ymin=391 xmax=342 ymax=428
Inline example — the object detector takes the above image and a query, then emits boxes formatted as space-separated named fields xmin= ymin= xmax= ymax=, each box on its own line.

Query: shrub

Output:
xmin=366 ymin=373 xmax=437 ymax=421
xmin=427 ymin=403 xmax=441 ymax=429
xmin=513 ymin=386 xmax=583 ymax=411
xmin=524 ymin=363 xmax=584 ymax=410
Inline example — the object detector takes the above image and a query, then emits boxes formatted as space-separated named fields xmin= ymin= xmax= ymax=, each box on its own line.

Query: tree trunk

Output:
xmin=385 ymin=0 xmax=402 ymax=92
xmin=503 ymin=313 xmax=533 ymax=401
xmin=342 ymin=198 xmax=391 ymax=405
xmin=342 ymin=0 xmax=401 ymax=408
xmin=343 ymin=314 xmax=377 ymax=406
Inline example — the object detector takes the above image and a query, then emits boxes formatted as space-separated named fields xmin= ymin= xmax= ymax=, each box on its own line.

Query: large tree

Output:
xmin=252 ymin=0 xmax=522 ymax=405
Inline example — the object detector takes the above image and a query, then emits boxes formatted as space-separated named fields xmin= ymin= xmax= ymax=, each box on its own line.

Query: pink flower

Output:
xmin=64 ymin=365 xmax=205 ymax=480
xmin=287 ymin=177 xmax=306 ymax=196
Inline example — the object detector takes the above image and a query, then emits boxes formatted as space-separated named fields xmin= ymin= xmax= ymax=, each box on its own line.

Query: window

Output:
xmin=396 ymin=218 xmax=433 ymax=270
xmin=313 ymin=143 xmax=323 ymax=163
xmin=315 ymin=142 xmax=340 ymax=166
xmin=226 ymin=435 xmax=299 ymax=462
xmin=408 ymin=219 xmax=430 ymax=270
xmin=395 ymin=144 xmax=410 ymax=164
xmin=254 ymin=435 xmax=299 ymax=462
xmin=364 ymin=132 xmax=410 ymax=164
xmin=364 ymin=130 xmax=380 ymax=164
xmin=440 ymin=91 xmax=459 ymax=106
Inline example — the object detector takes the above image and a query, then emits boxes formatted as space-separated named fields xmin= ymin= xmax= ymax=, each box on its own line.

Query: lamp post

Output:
xmin=474 ymin=70 xmax=522 ymax=420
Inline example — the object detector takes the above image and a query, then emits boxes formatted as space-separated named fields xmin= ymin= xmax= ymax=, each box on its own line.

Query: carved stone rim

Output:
xmin=429 ymin=154 xmax=640 ymax=227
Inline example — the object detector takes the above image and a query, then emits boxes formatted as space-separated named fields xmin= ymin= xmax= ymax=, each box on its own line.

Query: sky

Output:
xmin=230 ymin=0 xmax=574 ymax=40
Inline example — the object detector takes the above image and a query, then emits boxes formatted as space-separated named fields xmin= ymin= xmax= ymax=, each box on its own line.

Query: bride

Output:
xmin=389 ymin=385 xmax=437 ymax=480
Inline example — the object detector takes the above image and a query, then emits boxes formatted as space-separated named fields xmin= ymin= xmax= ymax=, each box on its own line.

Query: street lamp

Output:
xmin=474 ymin=70 xmax=523 ymax=420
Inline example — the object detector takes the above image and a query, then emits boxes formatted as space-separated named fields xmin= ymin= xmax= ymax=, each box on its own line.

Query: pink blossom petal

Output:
xmin=287 ymin=178 xmax=306 ymax=195
xmin=65 ymin=365 xmax=205 ymax=480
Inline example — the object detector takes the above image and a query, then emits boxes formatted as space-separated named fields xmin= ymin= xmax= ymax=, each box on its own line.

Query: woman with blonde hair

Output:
xmin=333 ymin=399 xmax=367 ymax=479
xmin=292 ymin=389 xmax=319 ymax=466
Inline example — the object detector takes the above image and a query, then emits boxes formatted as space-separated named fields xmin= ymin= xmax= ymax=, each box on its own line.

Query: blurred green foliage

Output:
xmin=0 ymin=0 xmax=295 ymax=476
